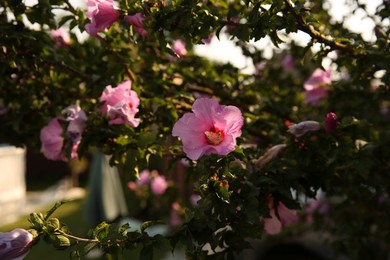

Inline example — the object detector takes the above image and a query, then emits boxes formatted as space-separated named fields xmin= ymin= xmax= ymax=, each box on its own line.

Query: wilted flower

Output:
xmin=261 ymin=197 xmax=298 ymax=235
xmin=324 ymin=112 xmax=338 ymax=133
xmin=253 ymin=144 xmax=287 ymax=170
xmin=287 ymin=121 xmax=321 ymax=137
xmin=50 ymin=28 xmax=70 ymax=48
xmin=304 ymin=69 xmax=331 ymax=105
xmin=124 ymin=13 xmax=147 ymax=37
xmin=85 ymin=0 xmax=120 ymax=36
xmin=151 ymin=175 xmax=168 ymax=195
xmin=99 ymin=80 xmax=140 ymax=127
xmin=172 ymin=98 xmax=244 ymax=160
xmin=172 ymin=39 xmax=187 ymax=57
xmin=64 ymin=105 xmax=88 ymax=142
xmin=0 ymin=228 xmax=33 ymax=260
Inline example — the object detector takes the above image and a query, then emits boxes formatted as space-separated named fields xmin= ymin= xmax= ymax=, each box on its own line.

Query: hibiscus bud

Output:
xmin=172 ymin=39 xmax=187 ymax=57
xmin=253 ymin=144 xmax=287 ymax=170
xmin=56 ymin=235 xmax=71 ymax=248
xmin=29 ymin=212 xmax=45 ymax=230
xmin=287 ymin=121 xmax=321 ymax=137
xmin=46 ymin=218 xmax=61 ymax=232
xmin=0 ymin=228 xmax=34 ymax=260
xmin=324 ymin=112 xmax=338 ymax=133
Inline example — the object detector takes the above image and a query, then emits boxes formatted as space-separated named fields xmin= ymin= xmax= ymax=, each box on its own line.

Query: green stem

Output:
xmin=57 ymin=230 xmax=100 ymax=243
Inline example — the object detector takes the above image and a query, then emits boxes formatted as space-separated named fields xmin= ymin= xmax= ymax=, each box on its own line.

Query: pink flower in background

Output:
xmin=50 ymin=28 xmax=71 ymax=48
xmin=99 ymin=80 xmax=140 ymax=127
xmin=40 ymin=117 xmax=66 ymax=161
xmin=40 ymin=117 xmax=79 ymax=161
xmin=137 ymin=170 xmax=151 ymax=186
xmin=172 ymin=39 xmax=187 ymax=57
xmin=0 ymin=106 xmax=8 ymax=116
xmin=282 ymin=54 xmax=294 ymax=70
xmin=201 ymin=35 xmax=213 ymax=44
xmin=0 ymin=228 xmax=33 ymax=260
xmin=64 ymin=105 xmax=88 ymax=142
xmin=190 ymin=194 xmax=201 ymax=207
xmin=85 ymin=0 xmax=120 ymax=36
xmin=169 ymin=202 xmax=182 ymax=227
xmin=128 ymin=170 xmax=167 ymax=195
xmin=227 ymin=16 xmax=239 ymax=31
xmin=172 ymin=98 xmax=243 ymax=160
xmin=151 ymin=175 xmax=168 ymax=195
xmin=124 ymin=13 xmax=147 ymax=37
xmin=304 ymin=69 xmax=331 ymax=105
xmin=324 ymin=112 xmax=338 ymax=133
xmin=287 ymin=121 xmax=321 ymax=137
xmin=305 ymin=199 xmax=329 ymax=224
xmin=261 ymin=197 xmax=298 ymax=235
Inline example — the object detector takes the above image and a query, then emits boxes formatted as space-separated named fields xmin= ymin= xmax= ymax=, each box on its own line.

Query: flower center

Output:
xmin=204 ymin=127 xmax=225 ymax=145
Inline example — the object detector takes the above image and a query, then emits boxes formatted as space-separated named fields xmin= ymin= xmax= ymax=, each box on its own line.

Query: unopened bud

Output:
xmin=287 ymin=121 xmax=321 ymax=137
xmin=46 ymin=218 xmax=61 ymax=232
xmin=253 ymin=144 xmax=287 ymax=170
xmin=324 ymin=112 xmax=338 ymax=132
xmin=29 ymin=213 xmax=44 ymax=230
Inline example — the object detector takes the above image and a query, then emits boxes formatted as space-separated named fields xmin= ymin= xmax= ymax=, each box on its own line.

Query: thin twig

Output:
xmin=57 ymin=230 xmax=99 ymax=243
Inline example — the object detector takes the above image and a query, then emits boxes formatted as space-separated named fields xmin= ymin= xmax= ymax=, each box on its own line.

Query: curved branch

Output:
xmin=283 ymin=0 xmax=362 ymax=56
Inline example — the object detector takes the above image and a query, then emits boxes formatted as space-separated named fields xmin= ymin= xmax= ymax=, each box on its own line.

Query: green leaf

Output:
xmin=140 ymin=220 xmax=165 ymax=234
xmin=83 ymin=243 xmax=98 ymax=256
xmin=137 ymin=130 xmax=158 ymax=148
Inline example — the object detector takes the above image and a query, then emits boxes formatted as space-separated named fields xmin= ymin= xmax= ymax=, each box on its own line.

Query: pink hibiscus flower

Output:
xmin=172 ymin=39 xmax=187 ymax=57
xmin=151 ymin=175 xmax=168 ymax=195
xmin=40 ymin=117 xmax=80 ymax=161
xmin=50 ymin=28 xmax=71 ymax=49
xmin=99 ymin=80 xmax=140 ymax=127
xmin=172 ymin=98 xmax=243 ymax=160
xmin=305 ymin=199 xmax=329 ymax=224
xmin=0 ymin=229 xmax=33 ymax=260
xmin=304 ymin=69 xmax=331 ymax=105
xmin=40 ymin=117 xmax=66 ymax=161
xmin=261 ymin=197 xmax=299 ymax=235
xmin=64 ymin=104 xmax=88 ymax=142
xmin=124 ymin=13 xmax=147 ymax=37
xmin=85 ymin=0 xmax=120 ymax=36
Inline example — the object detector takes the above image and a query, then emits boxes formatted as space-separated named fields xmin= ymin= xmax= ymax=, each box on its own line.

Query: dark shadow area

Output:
xmin=256 ymin=243 xmax=327 ymax=260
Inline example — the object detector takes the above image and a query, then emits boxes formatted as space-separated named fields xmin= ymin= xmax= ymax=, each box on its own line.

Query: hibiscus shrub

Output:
xmin=1 ymin=0 xmax=390 ymax=259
